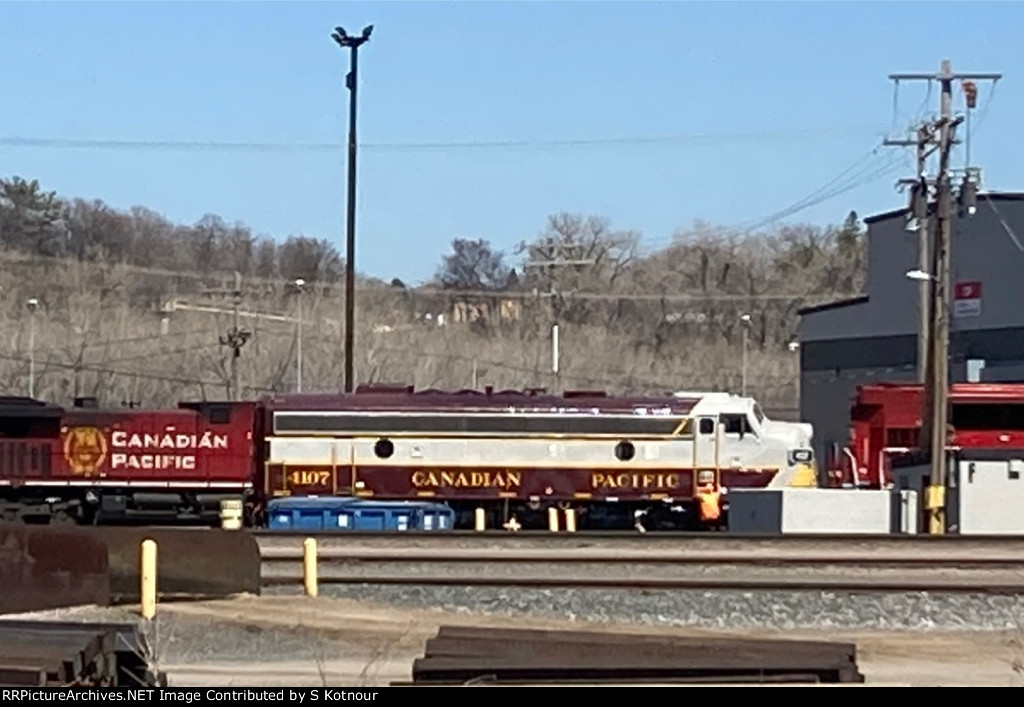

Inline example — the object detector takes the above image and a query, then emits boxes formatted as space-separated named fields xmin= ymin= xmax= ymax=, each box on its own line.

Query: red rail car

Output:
xmin=0 ymin=396 xmax=255 ymax=524
xmin=826 ymin=382 xmax=1024 ymax=489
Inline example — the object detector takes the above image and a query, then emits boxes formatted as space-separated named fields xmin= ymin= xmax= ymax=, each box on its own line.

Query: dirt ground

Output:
xmin=148 ymin=595 xmax=1024 ymax=687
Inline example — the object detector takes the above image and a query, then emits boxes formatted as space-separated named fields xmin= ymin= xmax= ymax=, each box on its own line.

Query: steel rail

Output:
xmin=250 ymin=529 xmax=1024 ymax=542
xmin=259 ymin=541 xmax=1024 ymax=593
xmin=259 ymin=573 xmax=1024 ymax=593
xmin=258 ymin=548 xmax=1024 ymax=567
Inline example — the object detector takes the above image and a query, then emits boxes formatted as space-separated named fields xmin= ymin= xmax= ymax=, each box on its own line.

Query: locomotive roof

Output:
xmin=259 ymin=385 xmax=699 ymax=415
xmin=0 ymin=396 xmax=63 ymax=419
xmin=858 ymin=382 xmax=1024 ymax=405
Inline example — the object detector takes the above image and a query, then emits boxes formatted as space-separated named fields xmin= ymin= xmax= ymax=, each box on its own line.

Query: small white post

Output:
xmin=551 ymin=324 xmax=559 ymax=375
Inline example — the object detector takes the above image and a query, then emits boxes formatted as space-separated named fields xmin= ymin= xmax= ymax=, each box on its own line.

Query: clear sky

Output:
xmin=0 ymin=1 xmax=1020 ymax=284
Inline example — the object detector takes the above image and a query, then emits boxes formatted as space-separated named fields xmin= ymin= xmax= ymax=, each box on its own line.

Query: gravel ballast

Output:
xmin=265 ymin=584 xmax=1024 ymax=632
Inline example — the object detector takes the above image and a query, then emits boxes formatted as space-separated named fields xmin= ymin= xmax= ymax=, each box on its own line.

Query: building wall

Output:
xmin=798 ymin=194 xmax=1024 ymax=468
xmin=802 ymin=195 xmax=1024 ymax=344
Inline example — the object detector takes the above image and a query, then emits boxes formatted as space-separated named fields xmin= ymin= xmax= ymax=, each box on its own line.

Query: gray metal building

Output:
xmin=798 ymin=193 xmax=1024 ymax=467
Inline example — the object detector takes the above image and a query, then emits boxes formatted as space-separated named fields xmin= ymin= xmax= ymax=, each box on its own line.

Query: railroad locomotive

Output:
xmin=825 ymin=382 xmax=1024 ymax=489
xmin=0 ymin=385 xmax=817 ymax=530
xmin=259 ymin=385 xmax=816 ymax=530
xmin=0 ymin=396 xmax=254 ymax=525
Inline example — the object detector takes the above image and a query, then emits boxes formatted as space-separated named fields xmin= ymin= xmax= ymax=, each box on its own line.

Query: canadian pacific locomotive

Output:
xmin=0 ymin=384 xmax=817 ymax=530
xmin=260 ymin=385 xmax=817 ymax=530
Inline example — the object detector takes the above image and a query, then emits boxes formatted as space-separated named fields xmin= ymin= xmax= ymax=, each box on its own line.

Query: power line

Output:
xmin=0 ymin=253 xmax=856 ymax=304
xmin=728 ymin=152 xmax=906 ymax=235
xmin=640 ymin=140 xmax=906 ymax=252
xmin=0 ymin=351 xmax=252 ymax=390
xmin=0 ymin=126 xmax=886 ymax=154
xmin=67 ymin=326 xmax=219 ymax=352
xmin=89 ymin=342 xmax=220 ymax=366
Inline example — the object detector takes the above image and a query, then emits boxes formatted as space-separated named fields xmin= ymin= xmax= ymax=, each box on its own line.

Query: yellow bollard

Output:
xmin=140 ymin=539 xmax=157 ymax=620
xmin=547 ymin=507 xmax=560 ymax=532
xmin=474 ymin=507 xmax=486 ymax=532
xmin=219 ymin=498 xmax=243 ymax=530
xmin=563 ymin=508 xmax=577 ymax=533
xmin=303 ymin=537 xmax=318 ymax=598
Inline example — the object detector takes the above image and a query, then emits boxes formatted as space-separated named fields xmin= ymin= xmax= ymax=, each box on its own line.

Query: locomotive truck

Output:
xmin=0 ymin=384 xmax=818 ymax=530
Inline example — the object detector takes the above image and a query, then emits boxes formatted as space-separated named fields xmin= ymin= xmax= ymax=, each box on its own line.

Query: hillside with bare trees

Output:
xmin=0 ymin=175 xmax=866 ymax=417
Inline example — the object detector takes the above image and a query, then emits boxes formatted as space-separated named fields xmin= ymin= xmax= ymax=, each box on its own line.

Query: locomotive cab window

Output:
xmin=951 ymin=403 xmax=1024 ymax=431
xmin=698 ymin=418 xmax=716 ymax=435
xmin=722 ymin=414 xmax=756 ymax=438
xmin=207 ymin=405 xmax=231 ymax=424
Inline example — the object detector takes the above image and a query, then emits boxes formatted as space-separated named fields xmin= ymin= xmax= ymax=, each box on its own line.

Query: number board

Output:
xmin=286 ymin=469 xmax=333 ymax=489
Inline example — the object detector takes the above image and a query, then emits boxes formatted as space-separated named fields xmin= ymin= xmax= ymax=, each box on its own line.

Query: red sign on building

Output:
xmin=954 ymin=280 xmax=982 ymax=318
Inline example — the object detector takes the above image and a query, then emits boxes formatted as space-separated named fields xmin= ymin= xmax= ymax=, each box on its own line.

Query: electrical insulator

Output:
xmin=963 ymin=81 xmax=978 ymax=109
xmin=959 ymin=176 xmax=978 ymax=216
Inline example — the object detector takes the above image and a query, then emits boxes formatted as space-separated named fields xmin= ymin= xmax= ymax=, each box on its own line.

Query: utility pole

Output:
xmin=331 ymin=24 xmax=372 ymax=393
xmin=887 ymin=60 xmax=1001 ymax=535
xmin=886 ymin=124 xmax=937 ymax=385
xmin=214 ymin=271 xmax=251 ymax=401
xmin=524 ymin=241 xmax=595 ymax=393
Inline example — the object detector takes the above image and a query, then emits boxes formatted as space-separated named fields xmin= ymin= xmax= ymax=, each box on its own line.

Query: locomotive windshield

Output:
xmin=951 ymin=402 xmax=1024 ymax=430
xmin=752 ymin=404 xmax=766 ymax=425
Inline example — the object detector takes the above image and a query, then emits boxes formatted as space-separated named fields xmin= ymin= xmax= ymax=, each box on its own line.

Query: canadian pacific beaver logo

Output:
xmin=63 ymin=427 xmax=108 ymax=475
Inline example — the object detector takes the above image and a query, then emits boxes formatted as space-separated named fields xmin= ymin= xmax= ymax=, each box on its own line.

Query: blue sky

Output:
xmin=0 ymin=1 xmax=1020 ymax=284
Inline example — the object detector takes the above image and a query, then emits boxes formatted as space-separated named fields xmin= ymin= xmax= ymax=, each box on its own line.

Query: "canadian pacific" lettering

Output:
xmin=411 ymin=470 xmax=522 ymax=490
xmin=591 ymin=472 xmax=681 ymax=490
xmin=109 ymin=430 xmax=230 ymax=471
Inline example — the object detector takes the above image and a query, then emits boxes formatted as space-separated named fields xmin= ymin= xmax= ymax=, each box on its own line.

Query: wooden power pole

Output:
xmin=887 ymin=60 xmax=1001 ymax=534
xmin=524 ymin=240 xmax=595 ymax=393
xmin=886 ymin=124 xmax=937 ymax=386
xmin=213 ymin=271 xmax=251 ymax=401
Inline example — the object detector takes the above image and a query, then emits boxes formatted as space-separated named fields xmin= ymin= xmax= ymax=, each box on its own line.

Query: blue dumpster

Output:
xmin=266 ymin=496 xmax=454 ymax=532
xmin=266 ymin=496 xmax=355 ymax=531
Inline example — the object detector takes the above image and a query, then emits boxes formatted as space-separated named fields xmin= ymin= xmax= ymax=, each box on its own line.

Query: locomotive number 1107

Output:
xmin=287 ymin=470 xmax=332 ymax=487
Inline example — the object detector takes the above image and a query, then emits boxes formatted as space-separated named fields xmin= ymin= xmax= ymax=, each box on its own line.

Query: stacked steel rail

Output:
xmin=395 ymin=626 xmax=864 ymax=685
xmin=0 ymin=621 xmax=166 ymax=687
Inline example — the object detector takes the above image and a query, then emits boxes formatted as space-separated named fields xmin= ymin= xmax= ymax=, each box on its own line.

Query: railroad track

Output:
xmin=251 ymin=529 xmax=1024 ymax=549
xmin=256 ymin=533 xmax=1024 ymax=593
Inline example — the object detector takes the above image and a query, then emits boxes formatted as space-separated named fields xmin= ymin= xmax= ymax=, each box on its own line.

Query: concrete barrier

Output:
xmin=0 ymin=524 xmax=110 ymax=614
xmin=82 ymin=528 xmax=261 ymax=604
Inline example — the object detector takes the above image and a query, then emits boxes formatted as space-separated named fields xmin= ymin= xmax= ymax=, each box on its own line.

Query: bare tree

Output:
xmin=0 ymin=174 xmax=868 ymax=416
xmin=436 ymin=238 xmax=511 ymax=291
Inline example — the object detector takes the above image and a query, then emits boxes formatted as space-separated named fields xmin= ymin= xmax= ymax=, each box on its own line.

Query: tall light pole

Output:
xmin=27 ymin=298 xmax=38 ymax=398
xmin=331 ymin=23 xmax=372 ymax=394
xmin=294 ymin=278 xmax=305 ymax=392
xmin=740 ymin=313 xmax=751 ymax=396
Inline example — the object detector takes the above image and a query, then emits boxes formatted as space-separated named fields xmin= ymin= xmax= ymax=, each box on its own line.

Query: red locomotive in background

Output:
xmin=0 ymin=383 xmax=817 ymax=530
xmin=0 ymin=396 xmax=255 ymax=524
xmin=825 ymin=382 xmax=1024 ymax=489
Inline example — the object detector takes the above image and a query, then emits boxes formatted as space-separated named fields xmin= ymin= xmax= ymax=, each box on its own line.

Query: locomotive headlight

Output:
xmin=789 ymin=449 xmax=814 ymax=465
xmin=697 ymin=470 xmax=715 ymax=485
